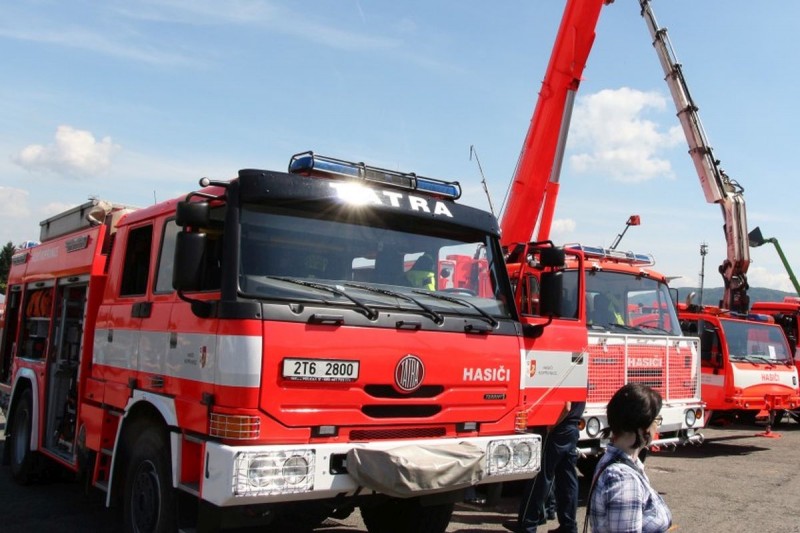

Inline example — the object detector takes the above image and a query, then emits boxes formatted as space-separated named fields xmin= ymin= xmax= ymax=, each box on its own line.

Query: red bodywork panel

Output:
xmin=500 ymin=0 xmax=612 ymax=247
xmin=678 ymin=308 xmax=800 ymax=412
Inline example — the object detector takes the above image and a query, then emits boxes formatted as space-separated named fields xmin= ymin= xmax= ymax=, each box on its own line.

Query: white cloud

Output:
xmin=12 ymin=126 xmax=120 ymax=177
xmin=549 ymin=218 xmax=577 ymax=241
xmin=747 ymin=265 xmax=797 ymax=293
xmin=567 ymin=87 xmax=684 ymax=183
xmin=0 ymin=187 xmax=30 ymax=218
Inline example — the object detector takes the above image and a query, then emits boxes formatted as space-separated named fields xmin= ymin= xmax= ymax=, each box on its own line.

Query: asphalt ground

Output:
xmin=2 ymin=413 xmax=800 ymax=532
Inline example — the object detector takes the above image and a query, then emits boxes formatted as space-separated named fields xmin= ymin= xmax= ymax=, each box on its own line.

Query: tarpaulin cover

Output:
xmin=346 ymin=442 xmax=485 ymax=498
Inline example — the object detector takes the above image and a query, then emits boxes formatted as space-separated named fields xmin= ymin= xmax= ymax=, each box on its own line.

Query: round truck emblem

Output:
xmin=395 ymin=354 xmax=425 ymax=393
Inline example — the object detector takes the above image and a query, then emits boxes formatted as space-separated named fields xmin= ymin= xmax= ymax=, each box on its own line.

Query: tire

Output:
xmin=9 ymin=388 xmax=38 ymax=484
xmin=123 ymin=425 xmax=177 ymax=533
xmin=772 ymin=410 xmax=785 ymax=427
xmin=361 ymin=497 xmax=454 ymax=533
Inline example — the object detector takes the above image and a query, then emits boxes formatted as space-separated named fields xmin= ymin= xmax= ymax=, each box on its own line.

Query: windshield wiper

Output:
xmin=266 ymin=276 xmax=378 ymax=320
xmin=413 ymin=290 xmax=498 ymax=328
xmin=344 ymin=283 xmax=444 ymax=324
xmin=589 ymin=322 xmax=640 ymax=333
xmin=636 ymin=324 xmax=673 ymax=335
xmin=746 ymin=355 xmax=776 ymax=367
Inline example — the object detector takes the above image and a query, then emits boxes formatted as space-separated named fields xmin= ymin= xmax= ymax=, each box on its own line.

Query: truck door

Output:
xmin=0 ymin=285 xmax=23 ymax=387
xmin=95 ymin=224 xmax=152 ymax=402
xmin=42 ymin=277 xmax=88 ymax=460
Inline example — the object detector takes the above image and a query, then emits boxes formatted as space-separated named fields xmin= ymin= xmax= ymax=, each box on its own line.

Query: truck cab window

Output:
xmin=154 ymin=220 xmax=179 ymax=293
xmin=120 ymin=225 xmax=153 ymax=296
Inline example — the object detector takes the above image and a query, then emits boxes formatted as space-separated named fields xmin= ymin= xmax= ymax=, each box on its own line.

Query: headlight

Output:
xmin=513 ymin=441 xmax=533 ymax=468
xmin=586 ymin=417 xmax=601 ymax=438
xmin=234 ymin=450 xmax=315 ymax=496
xmin=494 ymin=444 xmax=512 ymax=470
xmin=685 ymin=409 xmax=697 ymax=427
xmin=487 ymin=438 xmax=540 ymax=476
xmin=283 ymin=455 xmax=311 ymax=485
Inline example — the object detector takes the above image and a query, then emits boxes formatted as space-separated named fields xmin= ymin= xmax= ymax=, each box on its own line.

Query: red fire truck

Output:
xmin=677 ymin=302 xmax=799 ymax=424
xmin=0 ymin=152 xmax=543 ymax=533
xmin=500 ymin=0 xmax=703 ymax=470
xmin=641 ymin=0 xmax=800 ymax=426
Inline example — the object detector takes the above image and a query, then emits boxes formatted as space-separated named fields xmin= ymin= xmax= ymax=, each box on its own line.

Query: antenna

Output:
xmin=469 ymin=145 xmax=496 ymax=217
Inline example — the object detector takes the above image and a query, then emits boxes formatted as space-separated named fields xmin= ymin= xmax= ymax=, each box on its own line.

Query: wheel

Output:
xmin=123 ymin=425 xmax=177 ymax=533
xmin=9 ymin=388 xmax=38 ymax=484
xmin=360 ymin=498 xmax=454 ymax=533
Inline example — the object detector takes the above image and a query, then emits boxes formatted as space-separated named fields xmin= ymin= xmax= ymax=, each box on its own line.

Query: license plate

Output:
xmin=282 ymin=358 xmax=360 ymax=382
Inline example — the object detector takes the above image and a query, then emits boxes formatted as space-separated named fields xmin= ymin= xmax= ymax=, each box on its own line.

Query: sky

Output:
xmin=2 ymin=0 xmax=800 ymax=293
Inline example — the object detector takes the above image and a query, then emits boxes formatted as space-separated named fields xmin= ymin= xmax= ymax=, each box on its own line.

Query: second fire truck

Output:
xmin=500 ymin=0 xmax=704 ymax=468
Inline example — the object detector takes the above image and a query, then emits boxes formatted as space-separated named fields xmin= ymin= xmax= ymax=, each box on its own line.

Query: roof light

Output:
xmin=565 ymin=244 xmax=655 ymax=266
xmin=288 ymin=151 xmax=461 ymax=199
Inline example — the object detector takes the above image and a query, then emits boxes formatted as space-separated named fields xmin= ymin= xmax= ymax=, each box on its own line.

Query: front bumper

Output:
xmin=201 ymin=434 xmax=541 ymax=507
xmin=577 ymin=402 xmax=705 ymax=456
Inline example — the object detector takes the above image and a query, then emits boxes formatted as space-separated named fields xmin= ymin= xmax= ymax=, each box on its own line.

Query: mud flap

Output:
xmin=346 ymin=442 xmax=485 ymax=498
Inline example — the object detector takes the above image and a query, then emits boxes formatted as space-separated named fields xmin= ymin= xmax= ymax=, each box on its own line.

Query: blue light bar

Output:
xmin=565 ymin=243 xmax=655 ymax=266
xmin=288 ymin=151 xmax=461 ymax=199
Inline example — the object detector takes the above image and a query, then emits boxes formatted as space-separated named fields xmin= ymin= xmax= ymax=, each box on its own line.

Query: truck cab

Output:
xmin=678 ymin=303 xmax=800 ymax=424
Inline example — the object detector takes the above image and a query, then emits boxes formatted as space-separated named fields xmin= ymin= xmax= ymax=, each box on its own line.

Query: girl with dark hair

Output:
xmin=587 ymin=383 xmax=672 ymax=533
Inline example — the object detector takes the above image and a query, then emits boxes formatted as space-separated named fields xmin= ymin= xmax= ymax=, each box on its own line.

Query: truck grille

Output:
xmin=363 ymin=385 xmax=444 ymax=398
xmin=361 ymin=405 xmax=442 ymax=418
xmin=587 ymin=334 xmax=700 ymax=403
xmin=349 ymin=427 xmax=446 ymax=441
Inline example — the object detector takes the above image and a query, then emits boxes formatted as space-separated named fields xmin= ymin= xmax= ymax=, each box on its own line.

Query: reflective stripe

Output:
xmin=93 ymin=329 xmax=261 ymax=388
xmin=521 ymin=348 xmax=588 ymax=388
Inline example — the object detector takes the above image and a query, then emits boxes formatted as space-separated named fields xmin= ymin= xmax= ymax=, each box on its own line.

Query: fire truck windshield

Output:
xmin=237 ymin=206 xmax=513 ymax=320
xmin=719 ymin=319 xmax=793 ymax=363
xmin=560 ymin=270 xmax=681 ymax=335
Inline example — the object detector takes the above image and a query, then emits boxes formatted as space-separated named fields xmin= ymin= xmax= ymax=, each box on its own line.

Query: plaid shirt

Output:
xmin=589 ymin=445 xmax=672 ymax=533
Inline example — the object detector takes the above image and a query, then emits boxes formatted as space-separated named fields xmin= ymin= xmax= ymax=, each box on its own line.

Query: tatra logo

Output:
xmin=395 ymin=354 xmax=425 ymax=392
xmin=529 ymin=360 xmax=537 ymax=378
xmin=328 ymin=182 xmax=453 ymax=217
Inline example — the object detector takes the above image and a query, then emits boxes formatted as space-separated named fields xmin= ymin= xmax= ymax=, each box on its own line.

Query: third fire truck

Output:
xmin=640 ymin=0 xmax=800 ymax=424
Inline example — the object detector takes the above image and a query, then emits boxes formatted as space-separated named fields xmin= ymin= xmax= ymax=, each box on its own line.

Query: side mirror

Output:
xmin=539 ymin=271 xmax=564 ymax=317
xmin=539 ymin=247 xmax=566 ymax=268
xmin=173 ymin=231 xmax=207 ymax=291
xmin=176 ymin=201 xmax=210 ymax=228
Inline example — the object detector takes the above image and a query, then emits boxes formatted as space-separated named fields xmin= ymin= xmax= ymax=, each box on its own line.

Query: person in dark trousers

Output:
xmin=504 ymin=400 xmax=586 ymax=533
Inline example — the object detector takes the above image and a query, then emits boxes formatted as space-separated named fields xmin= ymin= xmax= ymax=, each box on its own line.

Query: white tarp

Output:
xmin=346 ymin=442 xmax=485 ymax=498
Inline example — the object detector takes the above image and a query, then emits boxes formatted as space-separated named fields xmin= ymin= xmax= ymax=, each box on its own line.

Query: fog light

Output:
xmin=586 ymin=417 xmax=601 ymax=437
xmin=685 ymin=409 xmax=697 ymax=427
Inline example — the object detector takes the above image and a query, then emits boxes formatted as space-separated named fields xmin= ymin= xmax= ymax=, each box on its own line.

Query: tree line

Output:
xmin=0 ymin=242 xmax=17 ymax=295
